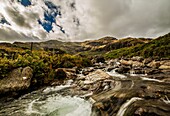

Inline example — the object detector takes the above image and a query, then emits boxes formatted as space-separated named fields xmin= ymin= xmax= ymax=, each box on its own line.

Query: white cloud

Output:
xmin=0 ymin=0 xmax=170 ymax=42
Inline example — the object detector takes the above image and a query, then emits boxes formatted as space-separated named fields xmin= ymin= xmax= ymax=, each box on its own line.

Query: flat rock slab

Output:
xmin=91 ymin=78 xmax=170 ymax=116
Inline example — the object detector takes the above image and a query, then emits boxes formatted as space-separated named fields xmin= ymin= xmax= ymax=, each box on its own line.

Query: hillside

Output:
xmin=0 ymin=33 xmax=170 ymax=59
xmin=105 ymin=33 xmax=170 ymax=59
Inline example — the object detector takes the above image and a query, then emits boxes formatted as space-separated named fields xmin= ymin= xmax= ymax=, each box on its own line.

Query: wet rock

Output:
xmin=120 ymin=59 xmax=144 ymax=68
xmin=143 ymin=58 xmax=153 ymax=64
xmin=81 ymin=85 xmax=91 ymax=91
xmin=159 ymin=65 xmax=170 ymax=69
xmin=107 ymin=61 xmax=121 ymax=71
xmin=120 ymin=59 xmax=133 ymax=66
xmin=115 ymin=66 xmax=131 ymax=73
xmin=107 ymin=66 xmax=115 ymax=72
xmin=92 ymin=56 xmax=105 ymax=63
xmin=82 ymin=67 xmax=95 ymax=75
xmin=0 ymin=66 xmax=33 ymax=95
xmin=107 ymin=59 xmax=120 ymax=67
xmin=125 ymin=100 xmax=170 ymax=116
xmin=55 ymin=68 xmax=77 ymax=80
xmin=147 ymin=60 xmax=161 ymax=68
xmin=132 ymin=61 xmax=144 ymax=68
xmin=159 ymin=60 xmax=170 ymax=69
xmin=107 ymin=59 xmax=118 ymax=65
xmin=145 ymin=68 xmax=162 ymax=75
xmin=90 ymin=72 xmax=170 ymax=116
xmin=131 ymin=56 xmax=143 ymax=62
xmin=130 ymin=68 xmax=146 ymax=74
xmin=84 ymin=69 xmax=111 ymax=84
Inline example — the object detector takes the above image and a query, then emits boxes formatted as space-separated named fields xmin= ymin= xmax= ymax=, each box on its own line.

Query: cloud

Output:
xmin=75 ymin=0 xmax=170 ymax=39
xmin=0 ymin=26 xmax=39 ymax=42
xmin=6 ymin=7 xmax=31 ymax=28
xmin=0 ymin=0 xmax=170 ymax=42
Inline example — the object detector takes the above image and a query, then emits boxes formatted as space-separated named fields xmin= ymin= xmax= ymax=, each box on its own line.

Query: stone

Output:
xmin=82 ymin=67 xmax=95 ymax=76
xmin=147 ymin=60 xmax=160 ymax=68
xmin=115 ymin=66 xmax=131 ymax=73
xmin=107 ymin=59 xmax=120 ymax=66
xmin=92 ymin=56 xmax=105 ymax=63
xmin=0 ymin=66 xmax=33 ymax=95
xmin=130 ymin=68 xmax=145 ymax=74
xmin=55 ymin=68 xmax=77 ymax=80
xmin=83 ymin=69 xmax=111 ymax=84
xmin=132 ymin=61 xmax=144 ymax=68
xmin=131 ymin=56 xmax=143 ymax=62
xmin=159 ymin=60 xmax=170 ymax=69
xmin=120 ymin=59 xmax=133 ymax=66
xmin=91 ymin=78 xmax=170 ymax=116
xmin=145 ymin=69 xmax=162 ymax=75
xmin=159 ymin=65 xmax=170 ymax=69
xmin=143 ymin=58 xmax=153 ymax=64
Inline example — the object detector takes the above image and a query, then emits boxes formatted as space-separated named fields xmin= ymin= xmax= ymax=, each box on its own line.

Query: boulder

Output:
xmin=143 ymin=58 xmax=153 ymax=64
xmin=55 ymin=68 xmax=77 ymax=80
xmin=92 ymin=56 xmax=105 ymax=63
xmin=91 ymin=78 xmax=170 ymax=116
xmin=132 ymin=61 xmax=144 ymax=68
xmin=120 ymin=59 xmax=144 ymax=68
xmin=145 ymin=69 xmax=162 ymax=75
xmin=159 ymin=65 xmax=170 ymax=69
xmin=107 ymin=59 xmax=121 ymax=70
xmin=115 ymin=66 xmax=131 ymax=74
xmin=0 ymin=66 xmax=33 ymax=94
xmin=83 ymin=69 xmax=111 ymax=84
xmin=159 ymin=60 xmax=170 ymax=69
xmin=82 ymin=67 xmax=95 ymax=76
xmin=107 ymin=59 xmax=120 ymax=66
xmin=120 ymin=59 xmax=133 ymax=66
xmin=131 ymin=56 xmax=143 ymax=62
xmin=147 ymin=60 xmax=160 ymax=68
xmin=130 ymin=68 xmax=145 ymax=74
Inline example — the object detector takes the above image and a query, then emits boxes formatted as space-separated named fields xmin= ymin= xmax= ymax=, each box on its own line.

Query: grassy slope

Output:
xmin=0 ymin=45 xmax=92 ymax=83
xmin=105 ymin=33 xmax=170 ymax=59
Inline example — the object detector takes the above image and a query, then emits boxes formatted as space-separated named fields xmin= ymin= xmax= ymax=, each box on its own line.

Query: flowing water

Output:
xmin=0 ymin=85 xmax=92 ymax=116
xmin=1 ymin=67 xmax=168 ymax=116
xmin=116 ymin=97 xmax=143 ymax=116
xmin=106 ymin=69 xmax=127 ymax=79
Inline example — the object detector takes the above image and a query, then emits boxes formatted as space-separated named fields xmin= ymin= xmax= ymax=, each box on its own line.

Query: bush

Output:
xmin=0 ymin=46 xmax=92 ymax=84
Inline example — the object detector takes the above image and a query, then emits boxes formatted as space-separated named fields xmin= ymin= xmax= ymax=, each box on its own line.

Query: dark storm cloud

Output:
xmin=6 ymin=7 xmax=31 ymax=28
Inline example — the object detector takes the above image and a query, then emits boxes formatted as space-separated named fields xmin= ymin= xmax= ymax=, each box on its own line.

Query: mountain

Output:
xmin=105 ymin=33 xmax=170 ymax=59
xmin=0 ymin=36 xmax=117 ymax=54
xmin=0 ymin=32 xmax=170 ymax=59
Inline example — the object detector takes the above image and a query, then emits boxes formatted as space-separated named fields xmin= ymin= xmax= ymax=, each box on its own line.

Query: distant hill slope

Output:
xmin=105 ymin=33 xmax=170 ymax=59
xmin=0 ymin=36 xmax=120 ymax=54
xmin=0 ymin=33 xmax=169 ymax=59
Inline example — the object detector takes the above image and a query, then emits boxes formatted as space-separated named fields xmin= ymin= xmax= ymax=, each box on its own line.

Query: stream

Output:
xmin=0 ymin=84 xmax=92 ymax=116
xmin=0 ymin=65 xmax=170 ymax=116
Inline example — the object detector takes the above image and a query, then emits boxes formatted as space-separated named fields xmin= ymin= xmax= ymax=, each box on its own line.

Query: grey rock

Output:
xmin=0 ymin=66 xmax=33 ymax=94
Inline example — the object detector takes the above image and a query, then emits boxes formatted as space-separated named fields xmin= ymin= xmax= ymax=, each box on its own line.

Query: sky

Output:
xmin=0 ymin=0 xmax=170 ymax=42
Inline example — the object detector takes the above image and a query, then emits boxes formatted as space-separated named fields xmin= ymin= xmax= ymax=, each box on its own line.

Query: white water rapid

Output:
xmin=0 ymin=82 xmax=92 ymax=116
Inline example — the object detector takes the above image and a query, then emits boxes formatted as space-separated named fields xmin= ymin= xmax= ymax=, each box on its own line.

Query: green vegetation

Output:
xmin=0 ymin=46 xmax=92 ymax=83
xmin=105 ymin=33 xmax=170 ymax=59
xmin=0 ymin=32 xmax=170 ymax=84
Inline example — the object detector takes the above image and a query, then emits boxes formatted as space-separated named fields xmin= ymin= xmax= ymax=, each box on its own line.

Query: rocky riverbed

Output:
xmin=0 ymin=57 xmax=170 ymax=116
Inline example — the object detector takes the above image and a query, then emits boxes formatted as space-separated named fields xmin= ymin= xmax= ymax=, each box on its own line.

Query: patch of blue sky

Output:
xmin=18 ymin=0 xmax=31 ymax=7
xmin=0 ymin=18 xmax=10 ymax=25
xmin=38 ymin=1 xmax=64 ymax=33
xmin=38 ymin=20 xmax=53 ymax=33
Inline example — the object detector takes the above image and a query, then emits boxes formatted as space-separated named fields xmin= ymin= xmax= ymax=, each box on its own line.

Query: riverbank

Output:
xmin=0 ymin=32 xmax=170 ymax=115
xmin=0 ymin=57 xmax=170 ymax=115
